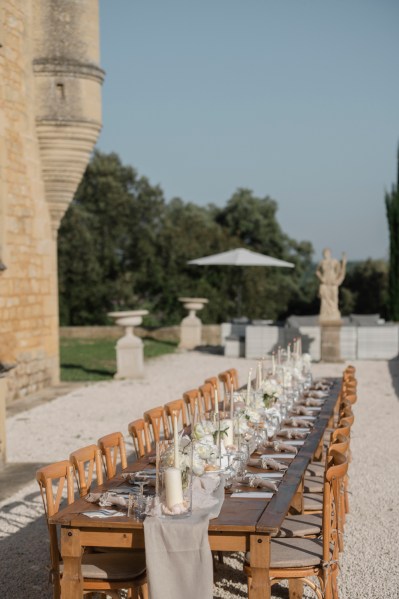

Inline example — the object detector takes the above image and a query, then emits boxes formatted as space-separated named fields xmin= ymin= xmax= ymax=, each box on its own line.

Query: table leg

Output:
xmin=248 ymin=535 xmax=270 ymax=599
xmin=60 ymin=527 xmax=83 ymax=598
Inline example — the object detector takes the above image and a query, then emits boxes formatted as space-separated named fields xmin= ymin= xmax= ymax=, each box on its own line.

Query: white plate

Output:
xmin=282 ymin=440 xmax=305 ymax=446
xmin=280 ymin=427 xmax=309 ymax=434
xmin=261 ymin=453 xmax=297 ymax=459
xmin=250 ymin=472 xmax=283 ymax=478
xmin=231 ymin=491 xmax=273 ymax=499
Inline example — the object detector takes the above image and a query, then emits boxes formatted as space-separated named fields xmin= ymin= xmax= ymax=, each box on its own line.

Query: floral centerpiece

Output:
xmin=261 ymin=379 xmax=281 ymax=408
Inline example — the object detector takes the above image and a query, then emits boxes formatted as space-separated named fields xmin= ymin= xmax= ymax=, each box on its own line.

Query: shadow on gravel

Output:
xmin=195 ymin=345 xmax=225 ymax=355
xmin=0 ymin=490 xmax=51 ymax=599
xmin=387 ymin=358 xmax=399 ymax=400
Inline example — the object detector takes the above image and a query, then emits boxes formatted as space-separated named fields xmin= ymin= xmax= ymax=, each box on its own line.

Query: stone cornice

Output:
xmin=33 ymin=59 xmax=105 ymax=84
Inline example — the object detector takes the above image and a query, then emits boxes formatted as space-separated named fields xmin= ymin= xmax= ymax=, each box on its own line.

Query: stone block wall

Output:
xmin=0 ymin=1 xmax=103 ymax=403
xmin=0 ymin=1 xmax=59 ymax=402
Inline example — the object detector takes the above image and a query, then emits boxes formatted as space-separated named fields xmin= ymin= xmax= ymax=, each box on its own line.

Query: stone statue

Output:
xmin=316 ymin=249 xmax=347 ymax=322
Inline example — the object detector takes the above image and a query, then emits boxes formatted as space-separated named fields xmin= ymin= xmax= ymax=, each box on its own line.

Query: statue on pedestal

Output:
xmin=316 ymin=249 xmax=347 ymax=322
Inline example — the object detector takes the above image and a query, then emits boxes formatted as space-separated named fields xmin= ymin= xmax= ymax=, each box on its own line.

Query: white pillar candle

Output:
xmin=222 ymin=418 xmax=234 ymax=447
xmin=256 ymin=361 xmax=262 ymax=390
xmin=173 ymin=415 xmax=179 ymax=469
xmin=246 ymin=368 xmax=252 ymax=405
xmin=214 ymin=387 xmax=219 ymax=414
xmin=164 ymin=467 xmax=184 ymax=509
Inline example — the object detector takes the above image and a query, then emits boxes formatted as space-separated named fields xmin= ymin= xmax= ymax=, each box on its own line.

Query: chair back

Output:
xmin=128 ymin=419 xmax=152 ymax=458
xmin=70 ymin=444 xmax=104 ymax=497
xmin=164 ymin=399 xmax=190 ymax=430
xmin=322 ymin=450 xmax=348 ymax=562
xmin=218 ymin=371 xmax=234 ymax=398
xmin=204 ymin=376 xmax=221 ymax=411
xmin=98 ymin=431 xmax=127 ymax=479
xmin=144 ymin=406 xmax=170 ymax=444
xmin=183 ymin=389 xmax=203 ymax=424
xmin=36 ymin=460 xmax=75 ymax=518
xmin=199 ymin=382 xmax=215 ymax=412
xmin=36 ymin=460 xmax=75 ymax=597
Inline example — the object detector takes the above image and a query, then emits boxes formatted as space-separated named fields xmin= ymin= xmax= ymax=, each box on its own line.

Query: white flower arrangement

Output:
xmin=235 ymin=413 xmax=250 ymax=434
xmin=261 ymin=379 xmax=281 ymax=408
xmin=242 ymin=406 xmax=261 ymax=424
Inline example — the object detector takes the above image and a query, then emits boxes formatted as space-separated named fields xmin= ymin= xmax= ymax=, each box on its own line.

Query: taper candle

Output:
xmin=246 ymin=368 xmax=252 ymax=405
xmin=173 ymin=414 xmax=179 ymax=468
xmin=214 ymin=387 xmax=219 ymax=414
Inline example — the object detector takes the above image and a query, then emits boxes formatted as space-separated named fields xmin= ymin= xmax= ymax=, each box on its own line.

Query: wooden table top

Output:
xmin=50 ymin=378 xmax=340 ymax=537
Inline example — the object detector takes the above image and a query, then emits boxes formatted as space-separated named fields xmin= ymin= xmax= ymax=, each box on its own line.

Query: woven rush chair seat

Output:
xmin=273 ymin=513 xmax=322 ymax=538
xmin=246 ymin=538 xmax=328 ymax=569
xmin=59 ymin=550 xmax=147 ymax=580
xmin=303 ymin=492 xmax=324 ymax=512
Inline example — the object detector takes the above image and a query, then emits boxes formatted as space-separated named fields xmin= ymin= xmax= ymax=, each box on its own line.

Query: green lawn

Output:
xmin=60 ymin=337 xmax=177 ymax=382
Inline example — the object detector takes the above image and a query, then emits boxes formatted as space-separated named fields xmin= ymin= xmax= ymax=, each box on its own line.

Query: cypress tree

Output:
xmin=385 ymin=145 xmax=399 ymax=321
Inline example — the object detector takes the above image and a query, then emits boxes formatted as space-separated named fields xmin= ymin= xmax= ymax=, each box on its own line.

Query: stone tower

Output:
xmin=0 ymin=0 xmax=103 ymax=402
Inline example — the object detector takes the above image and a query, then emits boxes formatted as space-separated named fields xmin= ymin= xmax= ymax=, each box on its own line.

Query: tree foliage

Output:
xmin=385 ymin=149 xmax=399 ymax=321
xmin=58 ymin=150 xmax=387 ymax=326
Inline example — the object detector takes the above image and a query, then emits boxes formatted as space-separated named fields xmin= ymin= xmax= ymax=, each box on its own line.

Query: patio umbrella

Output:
xmin=188 ymin=248 xmax=295 ymax=316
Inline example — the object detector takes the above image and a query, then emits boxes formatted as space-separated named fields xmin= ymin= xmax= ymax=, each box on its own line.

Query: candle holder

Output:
xmin=159 ymin=439 xmax=193 ymax=518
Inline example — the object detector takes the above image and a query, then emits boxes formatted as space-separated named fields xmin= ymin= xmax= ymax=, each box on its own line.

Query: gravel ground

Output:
xmin=0 ymin=352 xmax=398 ymax=598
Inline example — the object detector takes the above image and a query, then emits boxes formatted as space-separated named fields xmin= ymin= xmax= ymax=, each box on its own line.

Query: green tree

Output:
xmin=341 ymin=260 xmax=388 ymax=317
xmin=385 ymin=148 xmax=399 ymax=320
xmin=58 ymin=151 xmax=166 ymax=324
xmin=58 ymin=154 xmax=317 ymax=326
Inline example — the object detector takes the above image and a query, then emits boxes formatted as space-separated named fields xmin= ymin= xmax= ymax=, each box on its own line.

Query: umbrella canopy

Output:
xmin=188 ymin=247 xmax=295 ymax=268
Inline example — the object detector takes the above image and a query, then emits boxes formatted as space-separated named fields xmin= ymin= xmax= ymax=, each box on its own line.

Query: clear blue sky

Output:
xmin=97 ymin=0 xmax=399 ymax=261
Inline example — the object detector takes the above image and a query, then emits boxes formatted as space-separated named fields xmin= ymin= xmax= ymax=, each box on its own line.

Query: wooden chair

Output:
xmin=98 ymin=432 xmax=127 ymax=479
xmin=143 ymin=406 xmax=170 ymax=444
xmin=128 ymin=419 xmax=152 ymax=459
xmin=218 ymin=370 xmax=234 ymax=399
xmin=36 ymin=461 xmax=148 ymax=599
xmin=164 ymin=399 xmax=190 ymax=430
xmin=183 ymin=389 xmax=204 ymax=423
xmin=70 ymin=444 xmax=104 ymax=497
xmin=204 ymin=376 xmax=221 ymax=404
xmin=199 ymin=382 xmax=216 ymax=413
xmin=244 ymin=451 xmax=348 ymax=599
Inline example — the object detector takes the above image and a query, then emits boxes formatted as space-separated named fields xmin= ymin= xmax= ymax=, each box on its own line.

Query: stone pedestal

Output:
xmin=320 ymin=320 xmax=343 ymax=362
xmin=178 ymin=298 xmax=208 ymax=350
xmin=0 ymin=378 xmax=7 ymax=468
xmin=108 ymin=311 xmax=149 ymax=379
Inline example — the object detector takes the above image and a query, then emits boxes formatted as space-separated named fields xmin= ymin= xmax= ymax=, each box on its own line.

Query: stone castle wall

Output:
xmin=0 ymin=1 xmax=103 ymax=402
xmin=0 ymin=1 xmax=59 ymax=400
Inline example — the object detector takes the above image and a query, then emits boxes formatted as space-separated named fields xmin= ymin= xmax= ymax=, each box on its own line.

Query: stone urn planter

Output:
xmin=108 ymin=310 xmax=149 ymax=379
xmin=178 ymin=298 xmax=208 ymax=350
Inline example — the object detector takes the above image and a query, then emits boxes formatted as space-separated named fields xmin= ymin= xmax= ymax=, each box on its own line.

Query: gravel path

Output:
xmin=0 ymin=352 xmax=398 ymax=598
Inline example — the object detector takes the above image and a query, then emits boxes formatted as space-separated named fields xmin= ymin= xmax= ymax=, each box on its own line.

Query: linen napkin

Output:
xmin=235 ymin=475 xmax=278 ymax=492
xmin=301 ymin=397 xmax=324 ymax=406
xmin=143 ymin=475 xmax=225 ymax=599
xmin=85 ymin=492 xmax=127 ymax=509
xmin=292 ymin=406 xmax=313 ymax=416
xmin=305 ymin=390 xmax=328 ymax=399
xmin=247 ymin=457 xmax=288 ymax=471
xmin=311 ymin=379 xmax=331 ymax=390
xmin=278 ymin=429 xmax=307 ymax=440
xmin=258 ymin=441 xmax=298 ymax=454
xmin=284 ymin=417 xmax=314 ymax=428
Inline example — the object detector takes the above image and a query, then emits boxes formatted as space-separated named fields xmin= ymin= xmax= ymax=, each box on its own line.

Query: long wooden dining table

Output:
xmin=50 ymin=378 xmax=340 ymax=599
